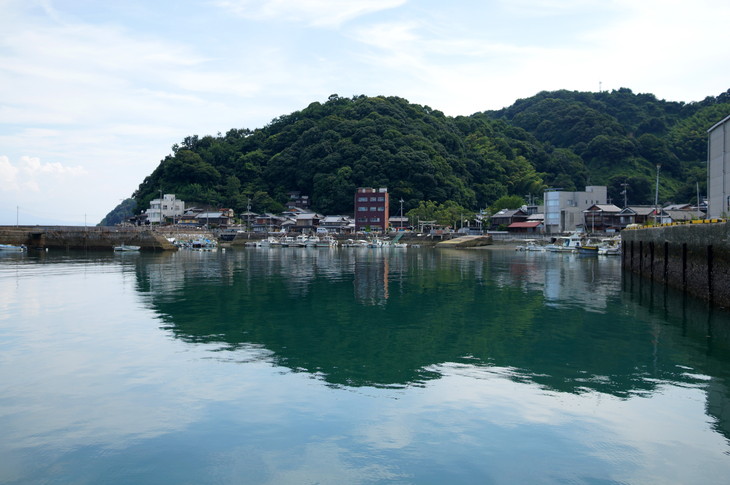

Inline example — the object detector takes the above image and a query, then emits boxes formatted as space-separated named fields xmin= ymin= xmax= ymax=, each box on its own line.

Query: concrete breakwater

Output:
xmin=0 ymin=226 xmax=176 ymax=251
xmin=621 ymin=221 xmax=730 ymax=308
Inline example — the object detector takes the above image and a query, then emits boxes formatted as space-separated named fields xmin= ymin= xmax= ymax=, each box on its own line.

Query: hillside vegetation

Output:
xmin=129 ymin=89 xmax=730 ymax=220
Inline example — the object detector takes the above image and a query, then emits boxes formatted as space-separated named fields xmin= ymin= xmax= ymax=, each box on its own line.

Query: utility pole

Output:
xmin=399 ymin=199 xmax=404 ymax=230
xmin=621 ymin=183 xmax=629 ymax=208
xmin=654 ymin=164 xmax=661 ymax=224
xmin=247 ymin=197 xmax=251 ymax=232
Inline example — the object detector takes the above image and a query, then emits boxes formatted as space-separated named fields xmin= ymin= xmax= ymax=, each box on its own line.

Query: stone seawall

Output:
xmin=621 ymin=222 xmax=730 ymax=307
xmin=0 ymin=226 xmax=176 ymax=251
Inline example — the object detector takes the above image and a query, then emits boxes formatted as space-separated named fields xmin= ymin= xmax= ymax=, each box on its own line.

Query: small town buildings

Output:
xmin=354 ymin=187 xmax=390 ymax=232
xmin=491 ymin=208 xmax=528 ymax=230
xmin=196 ymin=209 xmax=233 ymax=228
xmin=292 ymin=212 xmax=322 ymax=233
xmin=389 ymin=215 xmax=409 ymax=230
xmin=286 ymin=191 xmax=311 ymax=210
xmin=251 ymin=213 xmax=285 ymax=233
xmin=320 ymin=215 xmax=353 ymax=233
xmin=583 ymin=204 xmax=622 ymax=232
xmin=664 ymin=209 xmax=705 ymax=223
xmin=145 ymin=194 xmax=185 ymax=224
xmin=507 ymin=221 xmax=543 ymax=233
xmin=617 ymin=206 xmax=656 ymax=228
xmin=544 ymin=186 xmax=607 ymax=234
xmin=707 ymin=114 xmax=730 ymax=218
xmin=176 ymin=207 xmax=233 ymax=228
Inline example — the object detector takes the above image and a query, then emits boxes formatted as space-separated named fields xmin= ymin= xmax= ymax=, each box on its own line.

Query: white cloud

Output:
xmin=497 ymin=0 xmax=610 ymax=16
xmin=0 ymin=155 xmax=86 ymax=193
xmin=0 ymin=156 xmax=21 ymax=192
xmin=213 ymin=0 xmax=407 ymax=27
xmin=0 ymin=0 xmax=726 ymax=224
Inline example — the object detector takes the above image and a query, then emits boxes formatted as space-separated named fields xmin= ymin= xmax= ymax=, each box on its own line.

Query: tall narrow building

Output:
xmin=354 ymin=187 xmax=389 ymax=232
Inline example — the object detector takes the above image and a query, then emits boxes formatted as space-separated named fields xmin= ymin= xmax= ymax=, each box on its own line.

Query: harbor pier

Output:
xmin=621 ymin=221 xmax=730 ymax=308
xmin=0 ymin=226 xmax=176 ymax=251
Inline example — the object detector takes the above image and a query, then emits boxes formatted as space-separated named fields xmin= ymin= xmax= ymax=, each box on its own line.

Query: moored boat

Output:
xmin=0 ymin=243 xmax=27 ymax=252
xmin=597 ymin=237 xmax=621 ymax=256
xmin=546 ymin=232 xmax=584 ymax=253
xmin=516 ymin=239 xmax=544 ymax=252
xmin=113 ymin=244 xmax=140 ymax=252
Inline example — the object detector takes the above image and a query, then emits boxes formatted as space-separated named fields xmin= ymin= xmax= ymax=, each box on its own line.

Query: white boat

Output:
xmin=114 ymin=244 xmax=140 ymax=252
xmin=0 ymin=243 xmax=27 ymax=252
xmin=293 ymin=234 xmax=311 ymax=247
xmin=341 ymin=239 xmax=368 ymax=247
xmin=597 ymin=237 xmax=621 ymax=256
xmin=303 ymin=235 xmax=320 ymax=247
xmin=367 ymin=238 xmax=389 ymax=248
xmin=515 ymin=239 xmax=543 ymax=252
xmin=315 ymin=235 xmax=338 ymax=247
xmin=279 ymin=236 xmax=296 ymax=247
xmin=257 ymin=236 xmax=281 ymax=247
xmin=545 ymin=233 xmax=584 ymax=253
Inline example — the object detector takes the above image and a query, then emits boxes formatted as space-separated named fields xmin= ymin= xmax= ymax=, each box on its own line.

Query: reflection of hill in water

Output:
xmin=134 ymin=250 xmax=730 ymax=403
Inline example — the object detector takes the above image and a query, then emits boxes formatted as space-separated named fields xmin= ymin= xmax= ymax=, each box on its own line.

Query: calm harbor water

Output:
xmin=2 ymin=246 xmax=730 ymax=484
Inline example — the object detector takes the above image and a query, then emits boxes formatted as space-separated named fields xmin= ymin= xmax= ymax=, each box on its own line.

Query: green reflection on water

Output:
xmin=133 ymin=248 xmax=730 ymax=399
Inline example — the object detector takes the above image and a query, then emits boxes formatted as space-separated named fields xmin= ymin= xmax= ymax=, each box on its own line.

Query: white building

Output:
xmin=145 ymin=194 xmax=185 ymax=224
xmin=707 ymin=114 xmax=730 ymax=218
xmin=543 ymin=186 xmax=607 ymax=234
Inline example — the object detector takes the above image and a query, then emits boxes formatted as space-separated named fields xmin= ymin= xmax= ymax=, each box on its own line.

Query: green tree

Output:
xmin=490 ymin=195 xmax=525 ymax=213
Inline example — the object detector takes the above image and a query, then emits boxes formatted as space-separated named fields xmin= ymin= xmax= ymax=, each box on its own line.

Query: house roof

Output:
xmin=663 ymin=203 xmax=692 ymax=211
xmin=322 ymin=215 xmax=349 ymax=223
xmin=584 ymin=204 xmax=622 ymax=213
xmin=508 ymin=221 xmax=543 ymax=228
xmin=620 ymin=206 xmax=656 ymax=216
xmin=196 ymin=212 xmax=228 ymax=219
xmin=494 ymin=208 xmax=527 ymax=218
xmin=665 ymin=210 xmax=704 ymax=221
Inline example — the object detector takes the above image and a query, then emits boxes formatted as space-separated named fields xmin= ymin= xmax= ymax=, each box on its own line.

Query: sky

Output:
xmin=1 ymin=0 xmax=728 ymax=225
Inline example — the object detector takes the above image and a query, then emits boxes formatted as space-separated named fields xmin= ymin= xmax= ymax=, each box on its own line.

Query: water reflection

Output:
xmin=4 ymin=248 xmax=730 ymax=483
xmin=132 ymin=248 xmax=730 ymax=401
xmin=621 ymin=269 xmax=730 ymax=443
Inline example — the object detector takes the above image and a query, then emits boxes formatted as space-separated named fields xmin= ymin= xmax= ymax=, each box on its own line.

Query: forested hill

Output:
xmin=130 ymin=89 xmax=730 ymax=219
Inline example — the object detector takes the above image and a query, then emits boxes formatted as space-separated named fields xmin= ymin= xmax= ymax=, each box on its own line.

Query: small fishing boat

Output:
xmin=545 ymin=232 xmax=584 ymax=253
xmin=515 ymin=239 xmax=543 ymax=252
xmin=577 ymin=245 xmax=599 ymax=255
xmin=113 ymin=244 xmax=140 ymax=252
xmin=315 ymin=235 xmax=338 ymax=247
xmin=598 ymin=237 xmax=621 ymax=256
xmin=0 ymin=243 xmax=27 ymax=252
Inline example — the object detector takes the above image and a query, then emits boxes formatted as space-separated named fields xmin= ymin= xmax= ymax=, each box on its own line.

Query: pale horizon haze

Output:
xmin=1 ymin=0 xmax=728 ymax=225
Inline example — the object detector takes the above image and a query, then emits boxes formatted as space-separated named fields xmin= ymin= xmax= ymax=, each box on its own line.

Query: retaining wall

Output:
xmin=0 ymin=226 xmax=176 ymax=251
xmin=621 ymin=222 xmax=730 ymax=307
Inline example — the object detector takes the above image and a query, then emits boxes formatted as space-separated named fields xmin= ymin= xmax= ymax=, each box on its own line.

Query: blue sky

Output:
xmin=1 ymin=0 xmax=728 ymax=225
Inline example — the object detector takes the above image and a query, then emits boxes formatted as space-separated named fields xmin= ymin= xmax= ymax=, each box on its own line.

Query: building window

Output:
xmin=358 ymin=207 xmax=368 ymax=211
xmin=370 ymin=197 xmax=377 ymax=202
xmin=370 ymin=207 xmax=377 ymax=211
xmin=377 ymin=196 xmax=385 ymax=201
xmin=358 ymin=197 xmax=368 ymax=202
xmin=371 ymin=218 xmax=380 ymax=222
